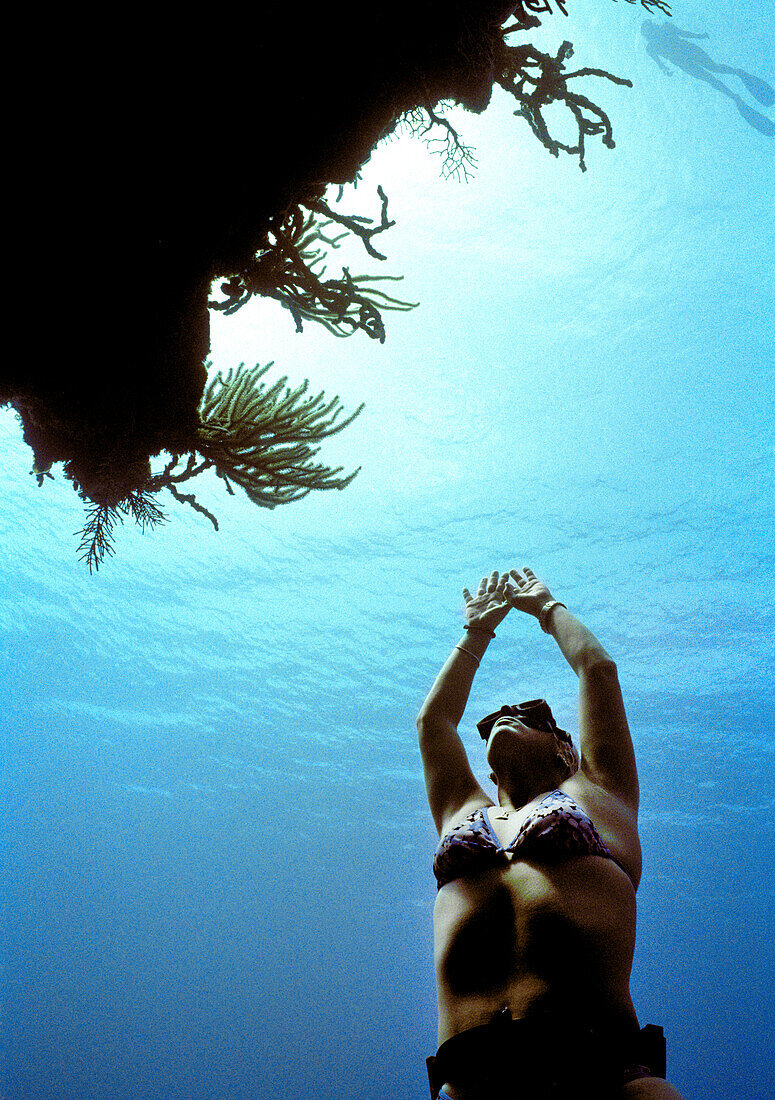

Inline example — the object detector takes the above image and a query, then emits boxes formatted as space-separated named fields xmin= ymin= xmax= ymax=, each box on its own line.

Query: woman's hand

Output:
xmin=505 ymin=566 xmax=555 ymax=618
xmin=462 ymin=571 xmax=513 ymax=632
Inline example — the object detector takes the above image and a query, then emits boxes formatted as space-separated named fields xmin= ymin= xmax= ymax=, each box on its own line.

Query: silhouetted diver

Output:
xmin=641 ymin=20 xmax=775 ymax=136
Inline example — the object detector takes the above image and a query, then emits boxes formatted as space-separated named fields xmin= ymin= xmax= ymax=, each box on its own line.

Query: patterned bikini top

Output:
xmin=433 ymin=790 xmax=623 ymax=890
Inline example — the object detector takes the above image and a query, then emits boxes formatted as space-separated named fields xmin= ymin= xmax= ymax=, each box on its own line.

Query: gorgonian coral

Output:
xmin=209 ymin=192 xmax=417 ymax=342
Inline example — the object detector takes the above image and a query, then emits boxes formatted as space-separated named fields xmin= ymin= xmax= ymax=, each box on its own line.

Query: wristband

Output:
xmin=464 ymin=624 xmax=496 ymax=638
xmin=538 ymin=599 xmax=566 ymax=633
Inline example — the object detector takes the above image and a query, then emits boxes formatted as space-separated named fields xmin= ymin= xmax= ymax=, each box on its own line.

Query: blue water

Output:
xmin=2 ymin=6 xmax=774 ymax=1098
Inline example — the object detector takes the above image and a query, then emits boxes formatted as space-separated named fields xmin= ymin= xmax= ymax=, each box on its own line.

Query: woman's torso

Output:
xmin=432 ymin=776 xmax=642 ymax=1044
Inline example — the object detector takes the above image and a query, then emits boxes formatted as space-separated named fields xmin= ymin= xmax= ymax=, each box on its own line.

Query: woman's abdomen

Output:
xmin=433 ymin=855 xmax=638 ymax=1042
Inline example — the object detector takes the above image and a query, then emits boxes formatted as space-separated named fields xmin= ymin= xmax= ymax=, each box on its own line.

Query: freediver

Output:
xmin=641 ymin=19 xmax=774 ymax=136
xmin=418 ymin=567 xmax=685 ymax=1098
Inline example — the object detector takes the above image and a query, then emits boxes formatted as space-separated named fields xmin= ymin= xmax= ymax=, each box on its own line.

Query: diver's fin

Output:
xmin=737 ymin=71 xmax=775 ymax=107
xmin=736 ymin=98 xmax=775 ymax=137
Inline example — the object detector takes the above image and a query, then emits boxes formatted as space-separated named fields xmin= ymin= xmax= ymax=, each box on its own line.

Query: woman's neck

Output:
xmin=498 ymin=768 xmax=564 ymax=810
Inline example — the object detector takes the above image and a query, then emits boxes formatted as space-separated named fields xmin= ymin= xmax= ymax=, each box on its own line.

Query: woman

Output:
xmin=417 ymin=567 xmax=684 ymax=1099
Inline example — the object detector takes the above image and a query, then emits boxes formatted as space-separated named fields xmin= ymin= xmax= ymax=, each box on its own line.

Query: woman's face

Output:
xmin=486 ymin=714 xmax=560 ymax=778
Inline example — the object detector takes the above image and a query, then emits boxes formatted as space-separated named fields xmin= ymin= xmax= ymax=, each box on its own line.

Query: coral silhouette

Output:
xmin=2 ymin=1 xmax=668 ymax=568
xmin=208 ymin=197 xmax=418 ymax=340
xmin=496 ymin=37 xmax=633 ymax=170
xmin=74 ymin=363 xmax=365 ymax=572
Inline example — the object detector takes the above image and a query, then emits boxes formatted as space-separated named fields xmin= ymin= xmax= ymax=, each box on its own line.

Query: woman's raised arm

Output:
xmin=506 ymin=568 xmax=639 ymax=811
xmin=417 ymin=572 xmax=511 ymax=833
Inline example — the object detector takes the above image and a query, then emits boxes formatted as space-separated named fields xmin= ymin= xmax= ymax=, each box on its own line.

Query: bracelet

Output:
xmin=464 ymin=624 xmax=496 ymax=638
xmin=455 ymin=645 xmax=480 ymax=667
xmin=538 ymin=599 xmax=566 ymax=633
